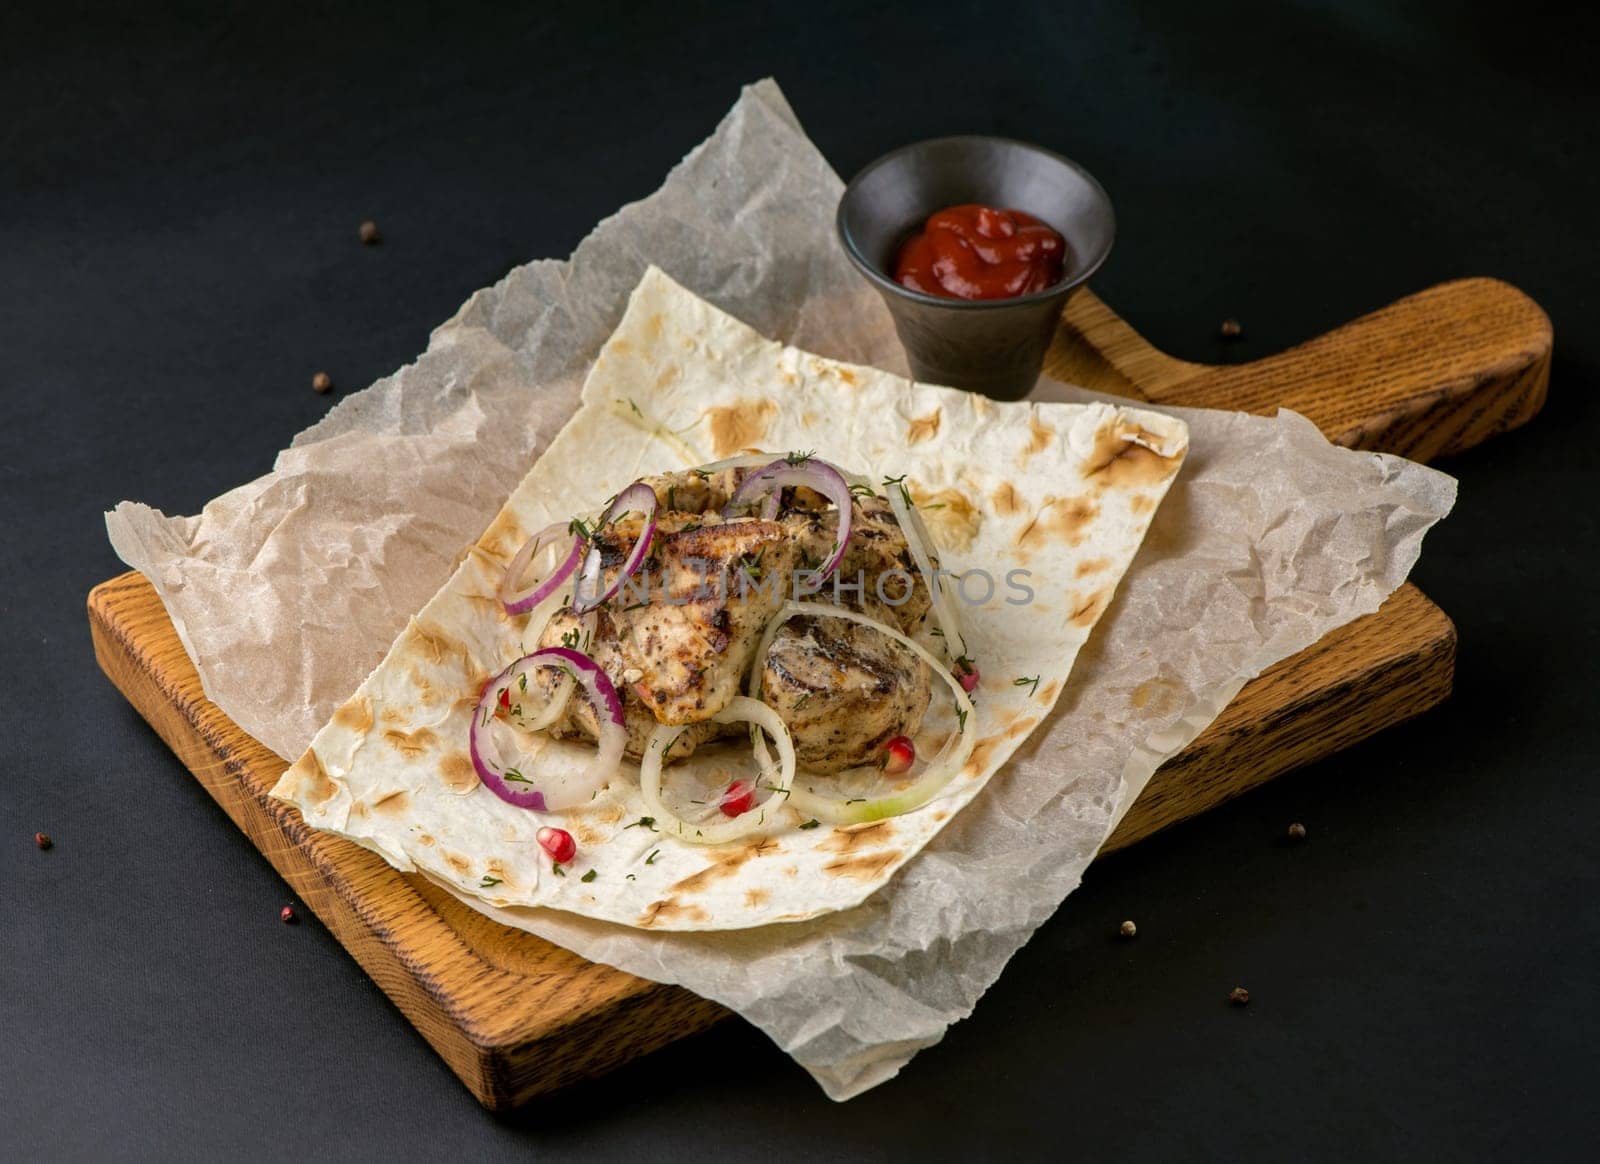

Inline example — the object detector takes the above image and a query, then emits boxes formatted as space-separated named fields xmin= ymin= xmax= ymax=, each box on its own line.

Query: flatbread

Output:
xmin=270 ymin=267 xmax=1187 ymax=930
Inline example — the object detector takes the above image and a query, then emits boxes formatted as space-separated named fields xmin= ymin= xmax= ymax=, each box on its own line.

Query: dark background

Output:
xmin=5 ymin=1 xmax=1597 ymax=1159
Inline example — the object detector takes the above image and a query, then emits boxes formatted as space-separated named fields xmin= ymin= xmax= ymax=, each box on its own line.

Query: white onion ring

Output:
xmin=499 ymin=521 xmax=583 ymax=615
xmin=512 ymin=605 xmax=594 ymax=732
xmin=572 ymin=481 xmax=658 ymax=614
xmin=750 ymin=601 xmax=975 ymax=825
xmin=639 ymin=696 xmax=797 ymax=845
xmin=519 ymin=672 xmax=576 ymax=735
xmin=724 ymin=457 xmax=854 ymax=578
xmin=470 ymin=646 xmax=625 ymax=812
xmin=693 ymin=451 xmax=791 ymax=475
xmin=885 ymin=479 xmax=969 ymax=660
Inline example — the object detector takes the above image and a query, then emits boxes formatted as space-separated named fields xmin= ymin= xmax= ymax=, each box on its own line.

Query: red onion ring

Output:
xmin=572 ymin=481 xmax=658 ymax=614
xmin=723 ymin=456 xmax=854 ymax=577
xmin=499 ymin=521 xmax=583 ymax=615
xmin=470 ymin=646 xmax=626 ymax=812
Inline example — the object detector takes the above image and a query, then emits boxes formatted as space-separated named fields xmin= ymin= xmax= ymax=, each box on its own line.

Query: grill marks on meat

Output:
xmin=759 ymin=594 xmax=932 ymax=773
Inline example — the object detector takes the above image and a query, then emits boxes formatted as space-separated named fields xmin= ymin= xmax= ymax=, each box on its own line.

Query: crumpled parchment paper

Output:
xmin=106 ymin=79 xmax=1456 ymax=1100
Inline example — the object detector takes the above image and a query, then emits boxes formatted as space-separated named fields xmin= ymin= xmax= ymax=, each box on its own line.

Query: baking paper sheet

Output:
xmin=106 ymin=80 xmax=1455 ymax=1099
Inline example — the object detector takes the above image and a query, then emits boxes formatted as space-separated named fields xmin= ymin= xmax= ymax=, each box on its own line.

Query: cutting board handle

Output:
xmin=1047 ymin=277 xmax=1552 ymax=464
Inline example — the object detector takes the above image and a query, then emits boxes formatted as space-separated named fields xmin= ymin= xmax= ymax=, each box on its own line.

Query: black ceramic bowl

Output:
xmin=836 ymin=136 xmax=1115 ymax=401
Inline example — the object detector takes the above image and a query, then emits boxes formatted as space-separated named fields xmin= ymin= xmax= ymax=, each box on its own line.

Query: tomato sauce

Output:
xmin=893 ymin=204 xmax=1067 ymax=300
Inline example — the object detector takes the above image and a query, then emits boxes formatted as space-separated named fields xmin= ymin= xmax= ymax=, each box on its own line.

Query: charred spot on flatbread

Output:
xmin=821 ymin=820 xmax=894 ymax=854
xmin=911 ymin=485 xmax=981 ymax=552
xmin=706 ymin=399 xmax=777 ymax=456
xmin=1082 ymin=422 xmax=1184 ymax=488
xmin=404 ymin=619 xmax=466 ymax=671
xmin=372 ymin=789 xmax=411 ymax=817
xmin=906 ymin=409 xmax=942 ymax=444
xmin=669 ymin=846 xmax=760 ymax=894
xmin=479 ymin=509 xmax=526 ymax=562
xmin=991 ymin=481 xmax=1027 ymax=516
xmin=1069 ymin=588 xmax=1112 ymax=627
xmin=1016 ymin=496 xmax=1099 ymax=551
xmin=383 ymin=726 xmax=438 ymax=758
xmin=293 ymin=750 xmax=339 ymax=808
xmin=1004 ymin=716 xmax=1040 ymax=740
xmin=1021 ymin=413 xmax=1055 ymax=460
xmin=961 ymin=736 xmax=1005 ymax=778
xmin=407 ymin=668 xmax=443 ymax=707
xmin=638 ymin=897 xmax=710 ymax=928
xmin=822 ymin=850 xmax=902 ymax=881
xmin=438 ymin=753 xmax=480 ymax=794
xmin=332 ymin=694 xmax=374 ymax=735
xmin=742 ymin=836 xmax=781 ymax=860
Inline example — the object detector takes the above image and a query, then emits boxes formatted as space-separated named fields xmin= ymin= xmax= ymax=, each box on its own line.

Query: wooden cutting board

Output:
xmin=88 ymin=276 xmax=1550 ymax=1110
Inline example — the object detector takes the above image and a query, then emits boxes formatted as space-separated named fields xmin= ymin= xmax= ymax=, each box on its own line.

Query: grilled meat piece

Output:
xmin=778 ymin=494 xmax=931 ymax=636
xmin=610 ymin=517 xmax=798 ymax=723
xmin=759 ymin=593 xmax=933 ymax=774
xmin=533 ymin=606 xmax=727 ymax=760
xmin=637 ymin=468 xmax=740 ymax=517
xmin=534 ymin=511 xmax=798 ymax=756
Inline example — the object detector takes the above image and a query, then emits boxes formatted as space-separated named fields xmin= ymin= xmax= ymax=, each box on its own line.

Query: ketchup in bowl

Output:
xmin=893 ymin=204 xmax=1068 ymax=301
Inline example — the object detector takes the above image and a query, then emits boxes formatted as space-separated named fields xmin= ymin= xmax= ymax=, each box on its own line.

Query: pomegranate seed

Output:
xmin=497 ymin=686 xmax=511 ymax=714
xmin=280 ymin=905 xmax=297 ymax=924
xmin=719 ymin=779 xmax=755 ymax=818
xmin=954 ymin=659 xmax=980 ymax=693
xmin=880 ymin=735 xmax=916 ymax=776
xmin=537 ymin=826 xmax=577 ymax=864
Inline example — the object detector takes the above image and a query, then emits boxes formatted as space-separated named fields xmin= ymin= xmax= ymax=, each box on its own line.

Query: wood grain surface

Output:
xmin=1049 ymin=278 xmax=1551 ymax=461
xmin=89 ymin=277 xmax=1548 ymax=1110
